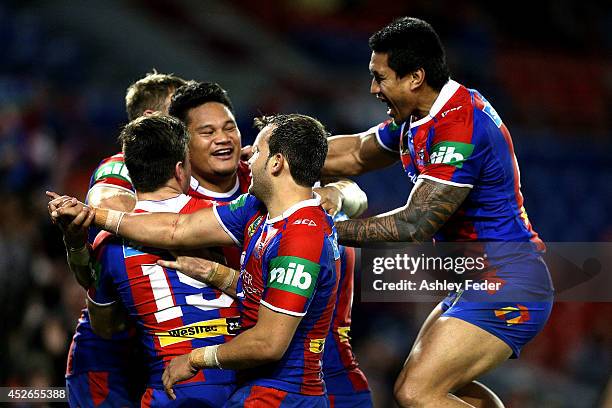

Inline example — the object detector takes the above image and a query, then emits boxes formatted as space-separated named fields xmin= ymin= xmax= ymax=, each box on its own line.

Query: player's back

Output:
xmin=90 ymin=195 xmax=240 ymax=390
xmin=322 ymin=243 xmax=371 ymax=403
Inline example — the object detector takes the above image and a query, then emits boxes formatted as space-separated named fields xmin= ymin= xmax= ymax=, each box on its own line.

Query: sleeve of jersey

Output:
xmin=87 ymin=243 xmax=119 ymax=306
xmin=212 ymin=194 xmax=260 ymax=247
xmin=88 ymin=158 xmax=135 ymax=193
xmin=260 ymin=229 xmax=325 ymax=317
xmin=419 ymin=114 xmax=485 ymax=188
xmin=373 ymin=119 xmax=402 ymax=153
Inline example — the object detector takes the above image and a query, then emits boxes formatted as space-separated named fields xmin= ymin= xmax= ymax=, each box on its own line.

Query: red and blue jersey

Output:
xmin=88 ymin=195 xmax=240 ymax=389
xmin=188 ymin=160 xmax=251 ymax=202
xmin=67 ymin=152 xmax=136 ymax=381
xmin=188 ymin=160 xmax=252 ymax=271
xmin=376 ymin=80 xmax=544 ymax=251
xmin=322 ymin=243 xmax=370 ymax=398
xmin=85 ymin=152 xmax=135 ymax=244
xmin=214 ymin=194 xmax=340 ymax=396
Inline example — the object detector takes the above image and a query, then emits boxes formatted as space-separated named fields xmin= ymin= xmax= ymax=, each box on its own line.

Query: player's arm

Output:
xmin=87 ymin=296 xmax=129 ymax=339
xmin=157 ymin=256 xmax=239 ymax=298
xmin=162 ymin=306 xmax=301 ymax=399
xmin=335 ymin=178 xmax=471 ymax=246
xmin=316 ymin=178 xmax=368 ymax=217
xmin=47 ymin=193 xmax=96 ymax=288
xmin=49 ymin=195 xmax=234 ymax=250
xmin=323 ymin=130 xmax=398 ymax=177
xmin=87 ymin=184 xmax=137 ymax=212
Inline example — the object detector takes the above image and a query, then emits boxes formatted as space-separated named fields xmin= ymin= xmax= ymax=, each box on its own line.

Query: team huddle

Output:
xmin=47 ymin=17 xmax=553 ymax=408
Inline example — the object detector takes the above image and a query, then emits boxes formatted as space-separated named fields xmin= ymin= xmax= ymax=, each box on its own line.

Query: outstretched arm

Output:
xmin=323 ymin=131 xmax=398 ymax=177
xmin=335 ymin=178 xmax=470 ymax=246
xmin=49 ymin=194 xmax=235 ymax=250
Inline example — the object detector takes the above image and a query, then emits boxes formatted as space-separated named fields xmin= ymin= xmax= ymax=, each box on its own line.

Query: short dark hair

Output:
xmin=369 ymin=17 xmax=450 ymax=91
xmin=118 ymin=114 xmax=190 ymax=192
xmin=254 ymin=114 xmax=328 ymax=187
xmin=125 ymin=70 xmax=187 ymax=121
xmin=169 ymin=82 xmax=235 ymax=124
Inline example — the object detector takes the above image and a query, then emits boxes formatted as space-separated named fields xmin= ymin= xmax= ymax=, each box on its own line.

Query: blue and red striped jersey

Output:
xmin=214 ymin=193 xmax=340 ymax=396
xmin=188 ymin=160 xmax=252 ymax=270
xmin=376 ymin=80 xmax=544 ymax=252
xmin=67 ymin=152 xmax=136 ymax=379
xmin=322 ymin=243 xmax=370 ymax=395
xmin=88 ymin=195 xmax=240 ymax=389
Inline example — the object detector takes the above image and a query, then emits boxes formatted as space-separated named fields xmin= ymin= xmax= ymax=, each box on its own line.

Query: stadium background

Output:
xmin=0 ymin=1 xmax=610 ymax=407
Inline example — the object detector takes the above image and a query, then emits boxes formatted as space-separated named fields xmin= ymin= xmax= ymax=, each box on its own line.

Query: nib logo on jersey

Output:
xmin=268 ymin=256 xmax=321 ymax=298
xmin=428 ymin=141 xmax=474 ymax=168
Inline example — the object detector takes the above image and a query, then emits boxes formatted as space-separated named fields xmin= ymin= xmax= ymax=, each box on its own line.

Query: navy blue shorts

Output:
xmin=141 ymin=384 xmax=235 ymax=408
xmin=441 ymin=256 xmax=554 ymax=358
xmin=66 ymin=371 xmax=136 ymax=408
xmin=328 ymin=391 xmax=373 ymax=407
xmin=225 ymin=385 xmax=329 ymax=408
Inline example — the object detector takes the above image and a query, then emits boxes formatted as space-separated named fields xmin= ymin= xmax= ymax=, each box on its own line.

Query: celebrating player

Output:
xmin=50 ymin=114 xmax=340 ymax=407
xmin=323 ymin=17 xmax=554 ymax=407
xmin=56 ymin=71 xmax=187 ymax=408
xmin=86 ymin=114 xmax=239 ymax=406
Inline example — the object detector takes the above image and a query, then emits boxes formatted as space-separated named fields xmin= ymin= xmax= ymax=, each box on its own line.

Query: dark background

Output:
xmin=0 ymin=1 xmax=610 ymax=406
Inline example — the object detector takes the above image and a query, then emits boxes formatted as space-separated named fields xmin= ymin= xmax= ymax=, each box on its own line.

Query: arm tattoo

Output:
xmin=336 ymin=179 xmax=470 ymax=246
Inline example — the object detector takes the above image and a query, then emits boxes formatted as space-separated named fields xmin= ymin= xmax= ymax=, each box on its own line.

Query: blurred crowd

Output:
xmin=0 ymin=1 xmax=610 ymax=407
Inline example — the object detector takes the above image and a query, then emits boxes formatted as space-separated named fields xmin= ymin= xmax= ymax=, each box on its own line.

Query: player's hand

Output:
xmin=240 ymin=145 xmax=253 ymax=161
xmin=47 ymin=192 xmax=89 ymax=225
xmin=47 ymin=190 xmax=94 ymax=248
xmin=162 ymin=353 xmax=199 ymax=400
xmin=157 ymin=253 xmax=218 ymax=285
xmin=314 ymin=185 xmax=343 ymax=216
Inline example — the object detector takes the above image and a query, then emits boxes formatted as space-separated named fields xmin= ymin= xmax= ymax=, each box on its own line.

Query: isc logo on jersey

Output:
xmin=268 ymin=256 xmax=321 ymax=297
xmin=429 ymin=141 xmax=474 ymax=168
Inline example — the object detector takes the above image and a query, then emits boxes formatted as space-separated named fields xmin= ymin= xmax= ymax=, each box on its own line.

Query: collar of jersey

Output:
xmin=265 ymin=193 xmax=321 ymax=224
xmin=135 ymin=194 xmax=191 ymax=213
xmin=190 ymin=175 xmax=240 ymax=198
xmin=409 ymin=79 xmax=460 ymax=129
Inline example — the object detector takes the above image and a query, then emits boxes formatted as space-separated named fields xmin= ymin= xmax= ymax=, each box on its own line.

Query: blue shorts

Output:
xmin=141 ymin=384 xmax=235 ymax=408
xmin=225 ymin=385 xmax=329 ymax=408
xmin=67 ymin=371 xmax=137 ymax=408
xmin=441 ymin=257 xmax=554 ymax=358
xmin=328 ymin=391 xmax=373 ymax=408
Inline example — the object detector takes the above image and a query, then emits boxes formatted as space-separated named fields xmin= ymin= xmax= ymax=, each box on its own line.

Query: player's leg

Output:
xmin=393 ymin=316 xmax=512 ymax=407
xmin=409 ymin=303 xmax=504 ymax=408
xmin=454 ymin=381 xmax=505 ymax=408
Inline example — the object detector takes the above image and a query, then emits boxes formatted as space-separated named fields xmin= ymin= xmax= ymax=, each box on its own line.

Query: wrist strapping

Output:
xmin=103 ymin=209 xmax=125 ymax=235
xmin=66 ymin=244 xmax=90 ymax=266
xmin=189 ymin=345 xmax=221 ymax=369
xmin=326 ymin=180 xmax=368 ymax=218
xmin=219 ymin=265 xmax=237 ymax=291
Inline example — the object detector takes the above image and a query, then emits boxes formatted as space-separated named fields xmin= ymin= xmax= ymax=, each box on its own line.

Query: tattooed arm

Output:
xmin=335 ymin=178 xmax=470 ymax=246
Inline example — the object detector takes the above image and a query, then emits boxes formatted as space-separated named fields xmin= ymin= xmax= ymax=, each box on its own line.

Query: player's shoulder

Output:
xmin=92 ymin=230 xmax=122 ymax=254
xmin=433 ymin=83 xmax=474 ymax=124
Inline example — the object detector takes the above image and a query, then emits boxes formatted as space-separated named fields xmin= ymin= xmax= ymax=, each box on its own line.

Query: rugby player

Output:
xmin=50 ymin=114 xmax=340 ymax=407
xmin=53 ymin=71 xmax=187 ymax=407
xmin=322 ymin=17 xmax=554 ymax=408
xmin=87 ymin=115 xmax=239 ymax=406
xmin=168 ymin=82 xmax=373 ymax=406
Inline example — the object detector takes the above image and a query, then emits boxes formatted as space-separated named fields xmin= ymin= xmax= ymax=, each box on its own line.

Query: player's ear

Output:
xmin=269 ymin=153 xmax=284 ymax=176
xmin=175 ymin=160 xmax=189 ymax=185
xmin=407 ymin=68 xmax=426 ymax=91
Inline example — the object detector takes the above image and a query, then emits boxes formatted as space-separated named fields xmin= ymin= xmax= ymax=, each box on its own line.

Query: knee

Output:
xmin=393 ymin=377 xmax=430 ymax=408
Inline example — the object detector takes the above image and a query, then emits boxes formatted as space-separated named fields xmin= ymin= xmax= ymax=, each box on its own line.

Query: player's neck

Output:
xmin=414 ymin=85 xmax=440 ymax=120
xmin=136 ymin=185 xmax=184 ymax=202
xmin=266 ymin=183 xmax=314 ymax=220
xmin=193 ymin=172 xmax=237 ymax=194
